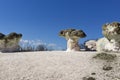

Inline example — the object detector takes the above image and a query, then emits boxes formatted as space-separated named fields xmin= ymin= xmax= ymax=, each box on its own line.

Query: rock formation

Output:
xmin=85 ymin=40 xmax=97 ymax=51
xmin=59 ymin=29 xmax=86 ymax=52
xmin=0 ymin=32 xmax=22 ymax=52
xmin=97 ymin=22 xmax=120 ymax=52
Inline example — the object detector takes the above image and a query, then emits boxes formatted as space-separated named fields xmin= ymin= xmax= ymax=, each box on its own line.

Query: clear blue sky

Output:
xmin=0 ymin=0 xmax=120 ymax=49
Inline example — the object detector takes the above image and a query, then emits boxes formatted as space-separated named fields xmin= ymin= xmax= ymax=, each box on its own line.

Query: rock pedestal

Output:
xmin=66 ymin=38 xmax=80 ymax=52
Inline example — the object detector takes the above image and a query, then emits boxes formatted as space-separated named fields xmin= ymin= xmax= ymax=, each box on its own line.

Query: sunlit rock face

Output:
xmin=59 ymin=29 xmax=86 ymax=52
xmin=0 ymin=32 xmax=22 ymax=52
xmin=97 ymin=22 xmax=120 ymax=52
xmin=85 ymin=40 xmax=96 ymax=51
xmin=97 ymin=38 xmax=120 ymax=52
xmin=102 ymin=22 xmax=120 ymax=41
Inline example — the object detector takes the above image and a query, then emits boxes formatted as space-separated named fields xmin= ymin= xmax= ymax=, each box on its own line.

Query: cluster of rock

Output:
xmin=0 ymin=22 xmax=119 ymax=53
xmin=59 ymin=22 xmax=120 ymax=52
xmin=0 ymin=32 xmax=22 ymax=52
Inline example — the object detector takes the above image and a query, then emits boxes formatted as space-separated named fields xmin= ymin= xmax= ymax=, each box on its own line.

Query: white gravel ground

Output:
xmin=0 ymin=51 xmax=120 ymax=80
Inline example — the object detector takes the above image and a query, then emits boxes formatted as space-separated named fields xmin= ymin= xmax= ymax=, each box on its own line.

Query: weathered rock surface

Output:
xmin=59 ymin=29 xmax=86 ymax=52
xmin=97 ymin=22 xmax=120 ymax=52
xmin=0 ymin=32 xmax=22 ymax=52
xmin=85 ymin=40 xmax=97 ymax=51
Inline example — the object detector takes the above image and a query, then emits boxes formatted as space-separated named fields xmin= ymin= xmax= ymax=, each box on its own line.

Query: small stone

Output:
xmin=91 ymin=73 xmax=96 ymax=75
xmin=87 ymin=77 xmax=96 ymax=80
xmin=103 ymin=66 xmax=113 ymax=71
xmin=83 ymin=77 xmax=96 ymax=80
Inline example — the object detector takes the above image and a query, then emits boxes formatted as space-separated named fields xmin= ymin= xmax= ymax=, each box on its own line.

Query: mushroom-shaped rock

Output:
xmin=97 ymin=22 xmax=120 ymax=52
xmin=0 ymin=32 xmax=22 ymax=52
xmin=59 ymin=29 xmax=86 ymax=52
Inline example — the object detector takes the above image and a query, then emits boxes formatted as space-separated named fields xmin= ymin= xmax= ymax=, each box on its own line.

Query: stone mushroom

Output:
xmin=0 ymin=32 xmax=22 ymax=52
xmin=96 ymin=22 xmax=120 ymax=52
xmin=59 ymin=29 xmax=86 ymax=52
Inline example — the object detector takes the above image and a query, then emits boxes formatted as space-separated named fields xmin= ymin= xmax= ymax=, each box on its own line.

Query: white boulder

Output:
xmin=85 ymin=40 xmax=97 ymax=51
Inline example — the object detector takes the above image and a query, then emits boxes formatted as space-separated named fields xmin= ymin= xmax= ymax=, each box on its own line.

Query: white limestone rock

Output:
xmin=85 ymin=40 xmax=97 ymax=51
xmin=97 ymin=22 xmax=120 ymax=52
xmin=66 ymin=38 xmax=80 ymax=52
